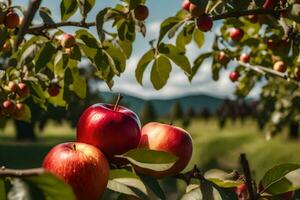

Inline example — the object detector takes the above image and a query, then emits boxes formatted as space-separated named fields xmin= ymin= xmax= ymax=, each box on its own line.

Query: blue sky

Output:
xmin=14 ymin=0 xmax=261 ymax=99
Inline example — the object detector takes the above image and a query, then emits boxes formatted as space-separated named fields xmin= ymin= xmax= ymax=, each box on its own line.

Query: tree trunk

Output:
xmin=14 ymin=120 xmax=36 ymax=141
xmin=289 ymin=122 xmax=299 ymax=139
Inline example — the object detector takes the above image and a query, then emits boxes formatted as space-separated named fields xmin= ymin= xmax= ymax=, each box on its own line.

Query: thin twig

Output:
xmin=240 ymin=154 xmax=256 ymax=200
xmin=0 ymin=166 xmax=45 ymax=178
xmin=14 ymin=0 xmax=42 ymax=50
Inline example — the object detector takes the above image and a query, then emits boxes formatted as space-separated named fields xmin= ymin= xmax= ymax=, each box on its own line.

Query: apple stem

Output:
xmin=73 ymin=144 xmax=76 ymax=151
xmin=114 ymin=93 xmax=123 ymax=111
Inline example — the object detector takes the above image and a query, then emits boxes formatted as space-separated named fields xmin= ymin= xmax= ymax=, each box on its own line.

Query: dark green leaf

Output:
xmin=77 ymin=0 xmax=95 ymax=17
xmin=201 ymin=180 xmax=213 ymax=200
xmin=71 ymin=68 xmax=86 ymax=99
xmin=189 ymin=0 xmax=209 ymax=10
xmin=176 ymin=23 xmax=195 ymax=49
xmin=190 ymin=52 xmax=212 ymax=81
xmin=194 ymin=28 xmax=205 ymax=48
xmin=158 ymin=43 xmax=191 ymax=75
xmin=117 ymin=148 xmax=177 ymax=171
xmin=104 ymin=41 xmax=126 ymax=73
xmin=60 ymin=0 xmax=78 ymax=21
xmin=96 ymin=8 xmax=110 ymax=42
xmin=0 ymin=179 xmax=6 ymax=200
xmin=151 ymin=55 xmax=172 ymax=90
xmin=158 ymin=17 xmax=181 ymax=44
xmin=34 ymin=42 xmax=56 ymax=72
xmin=261 ymin=164 xmax=300 ymax=192
xmin=118 ymin=40 xmax=133 ymax=58
xmin=138 ymin=174 xmax=166 ymax=200
xmin=135 ymin=49 xmax=155 ymax=85
xmin=39 ymin=7 xmax=55 ymax=24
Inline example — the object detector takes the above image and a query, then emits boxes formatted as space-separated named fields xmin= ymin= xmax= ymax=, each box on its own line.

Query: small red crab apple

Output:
xmin=229 ymin=71 xmax=240 ymax=82
xmin=217 ymin=51 xmax=230 ymax=65
xmin=48 ymin=83 xmax=60 ymax=97
xmin=134 ymin=5 xmax=149 ymax=21
xmin=137 ymin=122 xmax=193 ymax=178
xmin=196 ymin=15 xmax=213 ymax=32
xmin=61 ymin=34 xmax=76 ymax=48
xmin=239 ymin=53 xmax=250 ymax=63
xmin=182 ymin=0 xmax=191 ymax=11
xmin=5 ymin=11 xmax=20 ymax=29
xmin=234 ymin=183 xmax=248 ymax=200
xmin=2 ymin=100 xmax=15 ymax=115
xmin=43 ymin=142 xmax=109 ymax=200
xmin=230 ymin=28 xmax=244 ymax=41
xmin=17 ymin=82 xmax=30 ymax=98
xmin=267 ymin=39 xmax=278 ymax=50
xmin=273 ymin=61 xmax=286 ymax=73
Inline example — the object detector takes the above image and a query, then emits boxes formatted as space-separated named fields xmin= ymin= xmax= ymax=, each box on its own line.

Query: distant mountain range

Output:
xmin=100 ymin=92 xmax=225 ymax=116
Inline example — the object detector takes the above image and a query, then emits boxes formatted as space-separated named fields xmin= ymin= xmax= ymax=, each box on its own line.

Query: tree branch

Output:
xmin=14 ymin=0 xmax=42 ymax=50
xmin=212 ymin=8 xmax=284 ymax=21
xmin=0 ymin=166 xmax=45 ymax=178
xmin=26 ymin=8 xmax=286 ymax=34
xmin=240 ymin=154 xmax=256 ymax=200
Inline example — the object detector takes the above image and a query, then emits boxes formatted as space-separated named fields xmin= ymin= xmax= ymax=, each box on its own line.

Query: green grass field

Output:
xmin=1 ymin=119 xmax=300 ymax=181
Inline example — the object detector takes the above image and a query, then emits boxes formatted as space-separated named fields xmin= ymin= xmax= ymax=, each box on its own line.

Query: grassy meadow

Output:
xmin=1 ymin=118 xmax=300 ymax=181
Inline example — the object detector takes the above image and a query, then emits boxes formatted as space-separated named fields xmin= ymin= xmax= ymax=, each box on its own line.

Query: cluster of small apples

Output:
xmin=182 ymin=0 xmax=213 ymax=32
xmin=0 ymin=8 xmax=21 ymax=54
xmin=42 ymin=101 xmax=193 ymax=200
xmin=0 ymin=81 xmax=29 ymax=119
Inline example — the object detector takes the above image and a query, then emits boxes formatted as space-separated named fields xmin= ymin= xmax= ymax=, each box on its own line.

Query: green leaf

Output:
xmin=263 ymin=177 xmax=297 ymax=196
xmin=127 ymin=0 xmax=146 ymax=10
xmin=24 ymin=172 xmax=76 ymax=200
xmin=158 ymin=43 xmax=191 ymax=75
xmin=194 ymin=28 xmax=205 ymax=48
xmin=107 ymin=169 xmax=147 ymax=198
xmin=39 ymin=7 xmax=55 ymax=24
xmin=151 ymin=55 xmax=172 ymax=90
xmin=0 ymin=26 xmax=9 ymax=50
xmin=167 ymin=20 xmax=186 ymax=39
xmin=138 ymin=174 xmax=166 ymax=200
xmin=77 ymin=0 xmax=95 ymax=17
xmin=117 ymin=148 xmax=177 ymax=171
xmin=34 ymin=42 xmax=56 ymax=72
xmin=158 ymin=17 xmax=181 ymax=44
xmin=104 ymin=41 xmax=126 ymax=73
xmin=207 ymin=178 xmax=241 ymax=188
xmin=190 ymin=52 xmax=212 ymax=81
xmin=261 ymin=163 xmax=300 ymax=192
xmin=0 ymin=179 xmax=6 ymax=200
xmin=71 ymin=68 xmax=86 ymax=99
xmin=135 ymin=49 xmax=155 ymax=85
xmin=69 ymin=45 xmax=81 ymax=61
xmin=176 ymin=23 xmax=195 ymax=50
xmin=200 ymin=181 xmax=213 ymax=200
xmin=15 ymin=104 xmax=31 ymax=123
xmin=118 ymin=40 xmax=133 ymax=58
xmin=96 ymin=8 xmax=110 ymax=42
xmin=189 ymin=0 xmax=209 ymax=10
xmin=60 ymin=0 xmax=78 ymax=21
xmin=228 ymin=0 xmax=251 ymax=9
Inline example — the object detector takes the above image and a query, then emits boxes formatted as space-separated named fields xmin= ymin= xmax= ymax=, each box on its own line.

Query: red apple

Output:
xmin=61 ymin=34 xmax=76 ymax=48
xmin=189 ymin=3 xmax=205 ymax=17
xmin=137 ymin=122 xmax=193 ymax=178
xmin=229 ymin=71 xmax=240 ymax=82
xmin=77 ymin=103 xmax=141 ymax=158
xmin=2 ymin=100 xmax=15 ymax=115
xmin=230 ymin=28 xmax=244 ymax=41
xmin=239 ymin=53 xmax=250 ymax=63
xmin=43 ymin=142 xmax=109 ymax=200
xmin=273 ymin=61 xmax=286 ymax=73
xmin=182 ymin=0 xmax=191 ymax=11
xmin=217 ymin=51 xmax=230 ymax=65
xmin=3 ymin=81 xmax=17 ymax=93
xmin=48 ymin=83 xmax=60 ymax=97
xmin=17 ymin=82 xmax=30 ymax=98
xmin=134 ymin=5 xmax=149 ymax=21
xmin=234 ymin=183 xmax=248 ymax=199
xmin=196 ymin=15 xmax=213 ymax=32
xmin=5 ymin=11 xmax=20 ymax=29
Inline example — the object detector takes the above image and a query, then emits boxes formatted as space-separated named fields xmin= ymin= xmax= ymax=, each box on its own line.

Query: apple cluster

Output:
xmin=42 ymin=101 xmax=193 ymax=200
xmin=182 ymin=0 xmax=213 ymax=32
